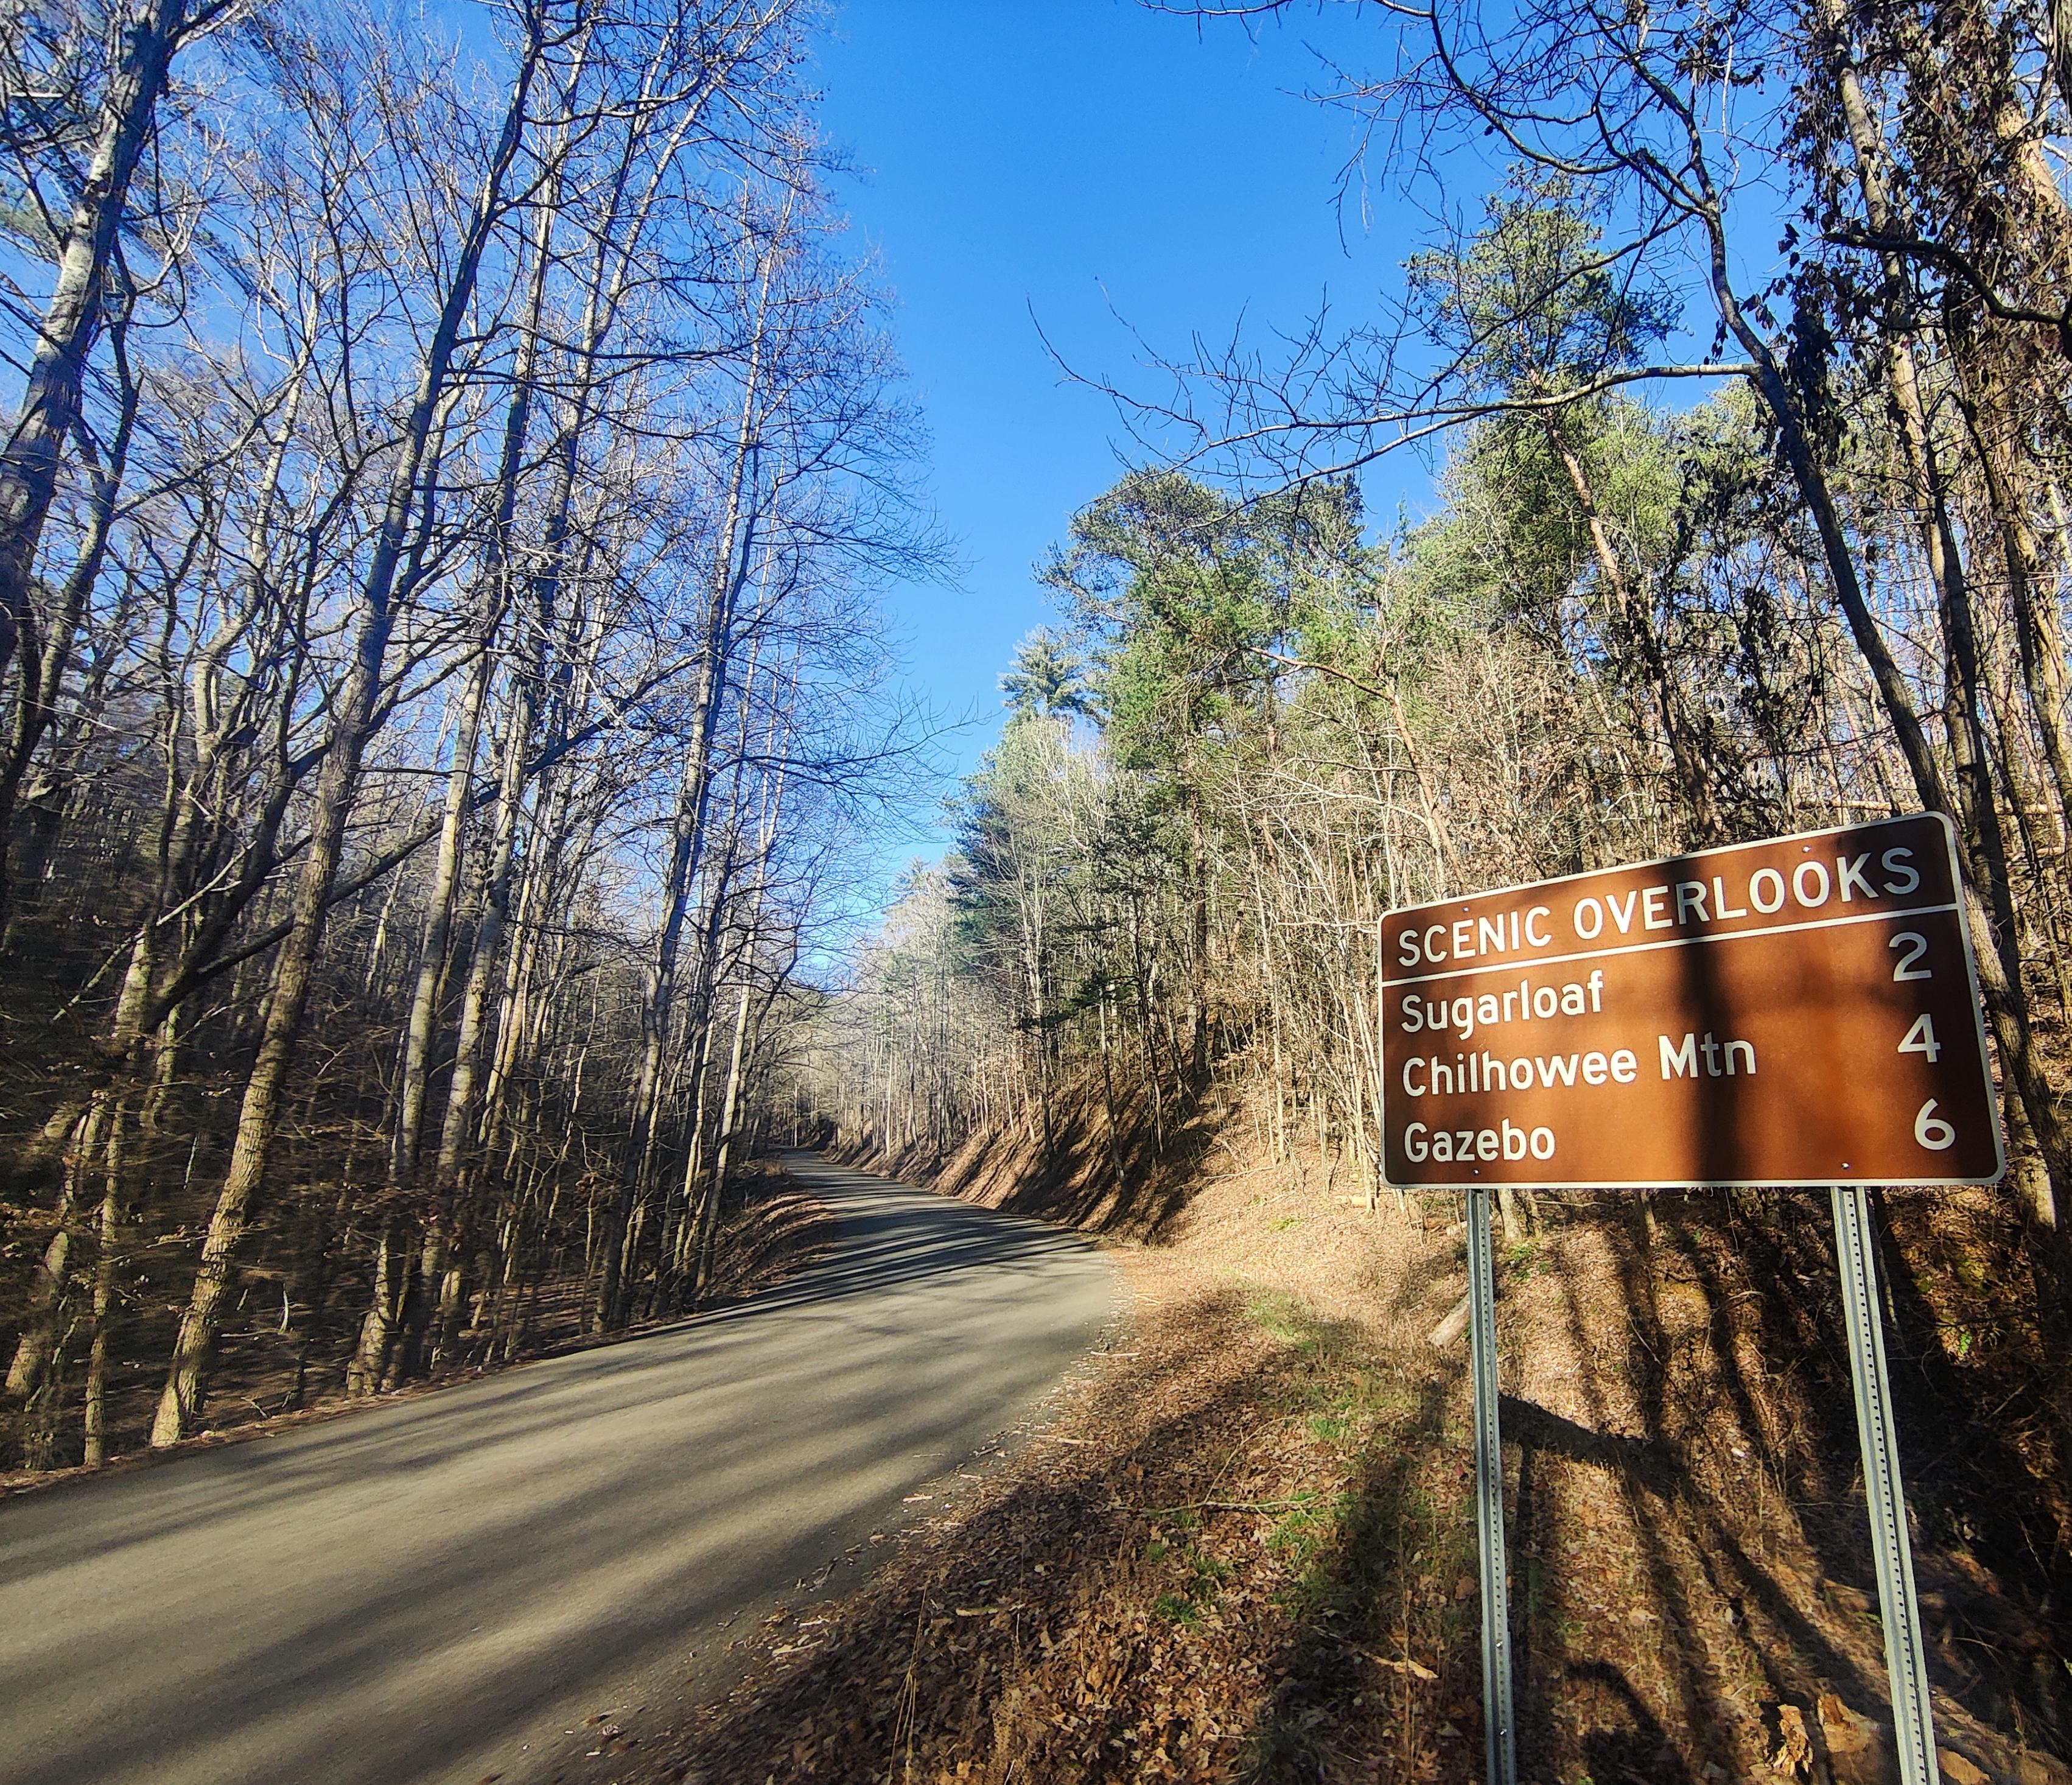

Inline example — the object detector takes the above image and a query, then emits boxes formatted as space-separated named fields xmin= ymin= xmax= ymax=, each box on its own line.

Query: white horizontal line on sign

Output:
xmin=1384 ymin=901 xmax=1961 ymax=990
xmin=1382 ymin=1169 xmax=1995 ymax=1191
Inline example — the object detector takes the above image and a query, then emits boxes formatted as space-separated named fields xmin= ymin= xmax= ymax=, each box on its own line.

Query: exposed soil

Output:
xmin=599 ymin=1102 xmax=2071 ymax=1785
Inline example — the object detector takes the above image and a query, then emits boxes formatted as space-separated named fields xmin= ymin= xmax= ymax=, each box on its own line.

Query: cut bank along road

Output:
xmin=0 ymin=1152 xmax=1113 ymax=1785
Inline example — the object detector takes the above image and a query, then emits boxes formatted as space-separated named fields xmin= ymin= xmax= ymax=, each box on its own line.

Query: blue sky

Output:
xmin=811 ymin=1 xmax=1432 ymax=861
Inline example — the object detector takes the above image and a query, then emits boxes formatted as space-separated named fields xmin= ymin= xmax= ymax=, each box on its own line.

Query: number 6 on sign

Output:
xmin=1916 ymin=1099 xmax=1956 ymax=1150
xmin=1898 ymin=1013 xmax=1941 ymax=1062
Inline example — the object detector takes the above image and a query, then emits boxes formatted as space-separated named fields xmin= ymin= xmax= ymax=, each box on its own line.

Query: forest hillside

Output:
xmin=763 ymin=0 xmax=2072 ymax=1774
xmin=6 ymin=2 xmax=2072 ymax=1781
xmin=0 ymin=0 xmax=929 ymax=1472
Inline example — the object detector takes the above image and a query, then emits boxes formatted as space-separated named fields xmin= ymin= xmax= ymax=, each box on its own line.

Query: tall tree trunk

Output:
xmin=150 ymin=24 xmax=545 ymax=1445
xmin=693 ymin=978 xmax=757 ymax=1300
xmin=1692 ymin=144 xmax=2072 ymax=1233
xmin=594 ymin=265 xmax=774 ymax=1330
xmin=1541 ymin=413 xmax=1721 ymax=843
xmin=379 ymin=179 xmax=560 ymax=1384
xmin=82 ymin=1103 xmax=129 ymax=1467
xmin=0 ymin=316 xmax=138 ymax=939
xmin=1188 ymin=786 xmax=1210 ymax=1082
xmin=391 ymin=652 xmax=492 ymax=1185
xmin=0 ymin=0 xmax=187 ymax=704
xmin=689 ymin=686 xmax=794 ymax=1300
xmin=1812 ymin=1 xmax=2071 ymax=1249
xmin=5 ymin=1099 xmax=105 ymax=1400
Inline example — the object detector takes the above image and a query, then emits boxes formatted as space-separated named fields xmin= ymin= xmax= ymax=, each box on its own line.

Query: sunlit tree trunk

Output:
xmin=0 ymin=0 xmax=189 ymax=728
xmin=150 ymin=21 xmax=547 ymax=1445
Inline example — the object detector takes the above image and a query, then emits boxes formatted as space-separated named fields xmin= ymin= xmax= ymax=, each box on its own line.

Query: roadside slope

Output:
xmin=0 ymin=1152 xmax=1113 ymax=1785
xmin=667 ymin=1109 xmax=2071 ymax=1785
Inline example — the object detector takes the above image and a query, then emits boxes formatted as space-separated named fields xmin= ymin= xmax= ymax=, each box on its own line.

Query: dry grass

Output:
xmin=618 ymin=1249 xmax=1480 ymax=1785
xmin=645 ymin=1107 xmax=2072 ymax=1785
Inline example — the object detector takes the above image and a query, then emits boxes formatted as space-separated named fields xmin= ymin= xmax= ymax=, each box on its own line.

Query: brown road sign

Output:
xmin=1380 ymin=813 xmax=2004 ymax=1189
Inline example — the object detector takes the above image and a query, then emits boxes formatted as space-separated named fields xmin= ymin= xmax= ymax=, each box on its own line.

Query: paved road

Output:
xmin=0 ymin=1152 xmax=1113 ymax=1785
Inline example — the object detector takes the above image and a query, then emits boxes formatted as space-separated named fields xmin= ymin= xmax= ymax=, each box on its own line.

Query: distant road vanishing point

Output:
xmin=0 ymin=1153 xmax=1113 ymax=1785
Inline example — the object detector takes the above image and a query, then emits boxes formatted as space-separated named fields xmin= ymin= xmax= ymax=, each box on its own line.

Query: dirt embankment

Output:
xmin=625 ymin=1095 xmax=2071 ymax=1785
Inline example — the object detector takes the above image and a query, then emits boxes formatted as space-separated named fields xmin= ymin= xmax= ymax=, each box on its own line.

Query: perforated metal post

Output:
xmin=1831 ymin=1184 xmax=1940 ymax=1785
xmin=1466 ymin=1187 xmax=1517 ymax=1785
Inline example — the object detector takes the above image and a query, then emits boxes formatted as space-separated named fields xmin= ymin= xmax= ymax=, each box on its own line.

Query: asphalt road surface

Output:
xmin=0 ymin=1152 xmax=1113 ymax=1785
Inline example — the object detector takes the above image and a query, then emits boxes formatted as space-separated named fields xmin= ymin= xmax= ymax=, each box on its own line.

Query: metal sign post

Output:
xmin=1377 ymin=816 xmax=2003 ymax=1785
xmin=1467 ymin=1187 xmax=1517 ymax=1785
xmin=1832 ymin=1184 xmax=1940 ymax=1784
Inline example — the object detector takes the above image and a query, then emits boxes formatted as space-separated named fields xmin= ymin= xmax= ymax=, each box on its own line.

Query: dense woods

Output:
xmin=8 ymin=8 xmax=2072 ymax=1739
xmin=789 ymin=0 xmax=2072 ymax=1716
xmin=800 ymin=0 xmax=2072 ymax=1275
xmin=0 ymin=0 xmax=926 ymax=1470
xmin=23 ymin=5 xmax=2072 ymax=1785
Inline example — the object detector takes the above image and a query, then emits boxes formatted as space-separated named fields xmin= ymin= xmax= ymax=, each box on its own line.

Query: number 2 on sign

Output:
xmin=1899 ymin=1012 xmax=1941 ymax=1062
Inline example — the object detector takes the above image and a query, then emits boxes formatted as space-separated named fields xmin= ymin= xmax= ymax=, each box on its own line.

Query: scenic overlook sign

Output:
xmin=1379 ymin=813 xmax=2004 ymax=1190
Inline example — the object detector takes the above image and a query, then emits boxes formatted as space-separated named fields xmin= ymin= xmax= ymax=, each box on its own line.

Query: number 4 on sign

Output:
xmin=1899 ymin=1014 xmax=1941 ymax=1062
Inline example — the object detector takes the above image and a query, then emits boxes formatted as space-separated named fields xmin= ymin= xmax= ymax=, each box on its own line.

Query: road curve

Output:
xmin=0 ymin=1152 xmax=1113 ymax=1785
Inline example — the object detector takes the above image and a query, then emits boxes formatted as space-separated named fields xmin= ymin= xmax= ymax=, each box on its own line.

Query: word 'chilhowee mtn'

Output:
xmin=1380 ymin=814 xmax=2003 ymax=1190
